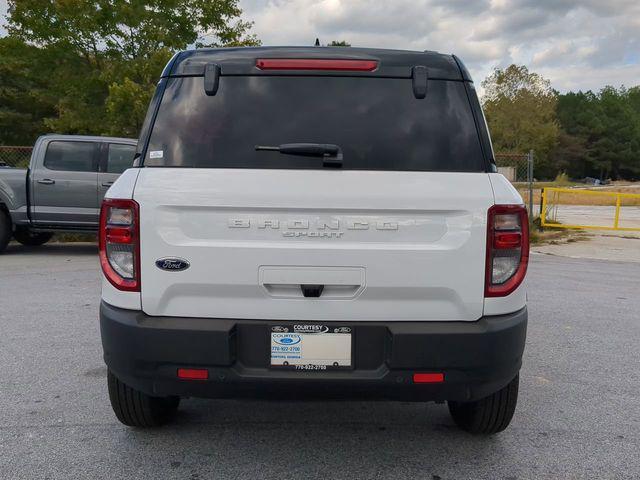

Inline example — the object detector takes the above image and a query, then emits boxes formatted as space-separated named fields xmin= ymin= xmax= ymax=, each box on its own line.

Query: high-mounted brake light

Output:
xmin=255 ymin=58 xmax=378 ymax=71
xmin=99 ymin=198 xmax=140 ymax=292
xmin=485 ymin=205 xmax=529 ymax=297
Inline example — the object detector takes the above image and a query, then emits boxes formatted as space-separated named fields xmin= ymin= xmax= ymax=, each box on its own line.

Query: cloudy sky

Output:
xmin=2 ymin=0 xmax=638 ymax=93
xmin=239 ymin=0 xmax=640 ymax=92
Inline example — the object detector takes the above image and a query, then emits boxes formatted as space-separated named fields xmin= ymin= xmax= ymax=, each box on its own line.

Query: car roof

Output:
xmin=164 ymin=46 xmax=469 ymax=81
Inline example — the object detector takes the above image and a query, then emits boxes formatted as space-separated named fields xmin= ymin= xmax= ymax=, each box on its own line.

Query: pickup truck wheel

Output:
xmin=0 ymin=209 xmax=11 ymax=253
xmin=13 ymin=228 xmax=53 ymax=246
xmin=448 ymin=374 xmax=519 ymax=434
xmin=107 ymin=370 xmax=180 ymax=427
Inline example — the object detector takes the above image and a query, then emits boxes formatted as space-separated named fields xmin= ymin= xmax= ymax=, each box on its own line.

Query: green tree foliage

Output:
xmin=1 ymin=0 xmax=259 ymax=142
xmin=7 ymin=0 xmax=259 ymax=57
xmin=105 ymin=78 xmax=153 ymax=138
xmin=482 ymin=65 xmax=560 ymax=177
xmin=483 ymin=65 xmax=640 ymax=180
xmin=555 ymin=87 xmax=640 ymax=180
xmin=0 ymin=37 xmax=58 ymax=145
xmin=328 ymin=40 xmax=351 ymax=47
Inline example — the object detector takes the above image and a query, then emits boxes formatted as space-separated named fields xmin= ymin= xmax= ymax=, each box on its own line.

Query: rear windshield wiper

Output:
xmin=255 ymin=143 xmax=343 ymax=168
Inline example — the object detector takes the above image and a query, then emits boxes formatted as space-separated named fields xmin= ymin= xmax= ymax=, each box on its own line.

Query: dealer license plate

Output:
xmin=270 ymin=324 xmax=352 ymax=370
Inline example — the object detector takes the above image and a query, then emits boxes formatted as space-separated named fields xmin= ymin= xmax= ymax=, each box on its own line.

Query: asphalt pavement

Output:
xmin=0 ymin=243 xmax=639 ymax=479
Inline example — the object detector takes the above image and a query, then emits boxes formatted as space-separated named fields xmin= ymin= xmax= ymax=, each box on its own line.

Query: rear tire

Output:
xmin=107 ymin=370 xmax=180 ymax=427
xmin=0 ymin=209 xmax=11 ymax=254
xmin=13 ymin=227 xmax=53 ymax=246
xmin=448 ymin=374 xmax=519 ymax=434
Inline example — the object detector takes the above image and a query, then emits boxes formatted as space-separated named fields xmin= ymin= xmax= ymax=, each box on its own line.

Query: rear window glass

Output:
xmin=145 ymin=76 xmax=484 ymax=171
xmin=107 ymin=144 xmax=135 ymax=174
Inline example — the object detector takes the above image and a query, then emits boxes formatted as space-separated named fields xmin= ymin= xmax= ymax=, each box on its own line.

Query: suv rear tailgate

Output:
xmin=135 ymin=169 xmax=493 ymax=321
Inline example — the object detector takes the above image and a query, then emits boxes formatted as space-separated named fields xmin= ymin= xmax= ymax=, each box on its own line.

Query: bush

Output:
xmin=53 ymin=233 xmax=96 ymax=243
xmin=554 ymin=172 xmax=571 ymax=186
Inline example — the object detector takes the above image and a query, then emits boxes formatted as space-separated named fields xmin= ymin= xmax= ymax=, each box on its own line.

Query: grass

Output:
xmin=528 ymin=217 xmax=589 ymax=246
xmin=52 ymin=233 xmax=97 ymax=243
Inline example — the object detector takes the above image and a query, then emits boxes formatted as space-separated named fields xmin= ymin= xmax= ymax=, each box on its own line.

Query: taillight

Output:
xmin=485 ymin=205 xmax=529 ymax=297
xmin=99 ymin=198 xmax=140 ymax=292
xmin=255 ymin=58 xmax=378 ymax=71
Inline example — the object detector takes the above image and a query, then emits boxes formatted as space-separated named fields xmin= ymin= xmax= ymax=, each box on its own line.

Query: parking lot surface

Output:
xmin=532 ymin=204 xmax=640 ymax=231
xmin=1 ymin=243 xmax=639 ymax=479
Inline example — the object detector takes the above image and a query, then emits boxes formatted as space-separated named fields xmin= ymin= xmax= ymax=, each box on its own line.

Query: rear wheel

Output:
xmin=0 ymin=209 xmax=11 ymax=253
xmin=13 ymin=227 xmax=53 ymax=246
xmin=448 ymin=374 xmax=519 ymax=434
xmin=107 ymin=370 xmax=180 ymax=427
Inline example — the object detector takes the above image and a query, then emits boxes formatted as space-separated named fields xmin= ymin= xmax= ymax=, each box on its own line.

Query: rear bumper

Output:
xmin=100 ymin=301 xmax=527 ymax=402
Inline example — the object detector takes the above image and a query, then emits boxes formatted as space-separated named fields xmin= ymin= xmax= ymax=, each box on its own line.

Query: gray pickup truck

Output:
xmin=0 ymin=135 xmax=137 ymax=253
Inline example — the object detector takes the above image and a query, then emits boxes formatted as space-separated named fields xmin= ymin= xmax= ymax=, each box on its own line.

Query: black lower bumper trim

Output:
xmin=100 ymin=302 xmax=527 ymax=402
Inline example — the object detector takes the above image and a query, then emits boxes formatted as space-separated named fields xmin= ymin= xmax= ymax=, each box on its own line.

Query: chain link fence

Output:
xmin=2 ymin=145 xmax=537 ymax=218
xmin=495 ymin=151 xmax=534 ymax=219
xmin=0 ymin=146 xmax=33 ymax=169
xmin=494 ymin=152 xmax=533 ymax=183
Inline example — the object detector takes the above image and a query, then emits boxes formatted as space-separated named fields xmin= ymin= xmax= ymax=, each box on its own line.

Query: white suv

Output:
xmin=99 ymin=47 xmax=529 ymax=434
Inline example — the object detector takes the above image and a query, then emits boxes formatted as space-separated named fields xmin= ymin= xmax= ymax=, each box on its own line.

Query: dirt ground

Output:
xmin=522 ymin=182 xmax=640 ymax=262
xmin=532 ymin=231 xmax=640 ymax=263
xmin=517 ymin=181 xmax=640 ymax=207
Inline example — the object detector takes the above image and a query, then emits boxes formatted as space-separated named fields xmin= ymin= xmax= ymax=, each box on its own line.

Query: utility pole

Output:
xmin=528 ymin=150 xmax=534 ymax=220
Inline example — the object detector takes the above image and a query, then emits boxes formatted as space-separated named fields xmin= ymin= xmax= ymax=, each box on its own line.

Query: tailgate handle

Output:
xmin=301 ymin=284 xmax=324 ymax=298
xmin=259 ymin=266 xmax=365 ymax=299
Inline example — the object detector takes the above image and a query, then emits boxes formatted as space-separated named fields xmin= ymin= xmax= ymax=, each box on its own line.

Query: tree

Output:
xmin=628 ymin=86 xmax=640 ymax=115
xmin=105 ymin=78 xmax=154 ymax=138
xmin=7 ymin=0 xmax=259 ymax=59
xmin=0 ymin=37 xmax=57 ymax=145
xmin=328 ymin=41 xmax=351 ymax=47
xmin=553 ymin=91 xmax=597 ymax=178
xmin=4 ymin=0 xmax=259 ymax=139
xmin=556 ymin=88 xmax=640 ymax=180
xmin=482 ymin=65 xmax=559 ymax=178
xmin=595 ymin=87 xmax=640 ymax=179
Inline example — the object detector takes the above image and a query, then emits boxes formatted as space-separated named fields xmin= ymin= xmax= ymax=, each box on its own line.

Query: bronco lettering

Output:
xmin=227 ymin=217 xmax=399 ymax=238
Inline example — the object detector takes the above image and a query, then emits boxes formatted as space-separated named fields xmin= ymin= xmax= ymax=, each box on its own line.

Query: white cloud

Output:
xmin=240 ymin=0 xmax=640 ymax=93
xmin=537 ymin=64 xmax=640 ymax=92
xmin=1 ymin=0 xmax=637 ymax=94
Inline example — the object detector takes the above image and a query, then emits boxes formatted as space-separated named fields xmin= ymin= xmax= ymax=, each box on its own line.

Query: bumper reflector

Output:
xmin=413 ymin=372 xmax=445 ymax=384
xmin=177 ymin=368 xmax=209 ymax=380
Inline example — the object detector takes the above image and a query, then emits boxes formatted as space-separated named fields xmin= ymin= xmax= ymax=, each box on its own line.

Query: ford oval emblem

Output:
xmin=274 ymin=335 xmax=301 ymax=346
xmin=155 ymin=258 xmax=190 ymax=272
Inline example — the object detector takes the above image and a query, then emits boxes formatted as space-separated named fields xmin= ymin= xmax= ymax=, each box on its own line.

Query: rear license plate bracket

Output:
xmin=269 ymin=324 xmax=353 ymax=370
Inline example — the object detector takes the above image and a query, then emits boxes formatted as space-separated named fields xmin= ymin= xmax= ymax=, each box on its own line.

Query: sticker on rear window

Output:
xmin=149 ymin=150 xmax=163 ymax=159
